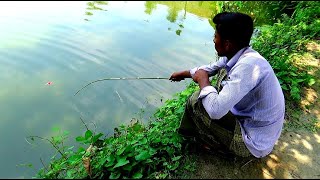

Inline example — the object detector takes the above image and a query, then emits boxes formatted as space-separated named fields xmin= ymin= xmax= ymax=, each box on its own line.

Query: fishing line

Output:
xmin=74 ymin=77 xmax=169 ymax=96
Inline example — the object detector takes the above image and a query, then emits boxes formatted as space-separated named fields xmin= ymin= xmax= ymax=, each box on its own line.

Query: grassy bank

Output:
xmin=34 ymin=1 xmax=319 ymax=179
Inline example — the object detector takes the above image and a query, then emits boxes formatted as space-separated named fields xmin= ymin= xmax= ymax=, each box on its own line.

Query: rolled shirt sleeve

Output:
xmin=199 ymin=63 xmax=259 ymax=120
xmin=189 ymin=57 xmax=227 ymax=78
xmin=198 ymin=86 xmax=218 ymax=99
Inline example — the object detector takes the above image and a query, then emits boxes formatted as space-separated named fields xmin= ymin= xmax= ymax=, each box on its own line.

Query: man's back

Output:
xmin=230 ymin=47 xmax=285 ymax=158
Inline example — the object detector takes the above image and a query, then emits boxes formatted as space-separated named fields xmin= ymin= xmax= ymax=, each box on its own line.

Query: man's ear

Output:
xmin=224 ymin=40 xmax=232 ymax=51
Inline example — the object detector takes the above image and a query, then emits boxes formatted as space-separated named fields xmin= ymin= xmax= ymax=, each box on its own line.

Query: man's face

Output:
xmin=213 ymin=31 xmax=227 ymax=57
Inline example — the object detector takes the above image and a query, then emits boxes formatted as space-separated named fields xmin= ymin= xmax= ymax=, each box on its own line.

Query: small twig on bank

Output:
xmin=80 ymin=117 xmax=89 ymax=131
xmin=40 ymin=157 xmax=49 ymax=173
xmin=27 ymin=136 xmax=67 ymax=160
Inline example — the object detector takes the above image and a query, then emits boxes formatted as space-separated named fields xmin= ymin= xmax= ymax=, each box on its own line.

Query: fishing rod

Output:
xmin=74 ymin=77 xmax=169 ymax=96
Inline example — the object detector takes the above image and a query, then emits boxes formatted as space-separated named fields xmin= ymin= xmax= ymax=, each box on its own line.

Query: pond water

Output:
xmin=0 ymin=1 xmax=277 ymax=178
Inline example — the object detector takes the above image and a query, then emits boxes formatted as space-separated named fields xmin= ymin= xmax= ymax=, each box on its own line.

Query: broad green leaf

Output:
xmin=104 ymin=155 xmax=116 ymax=167
xmin=123 ymin=161 xmax=138 ymax=172
xmin=135 ymin=150 xmax=151 ymax=161
xmin=159 ymin=173 xmax=168 ymax=179
xmin=75 ymin=136 xmax=85 ymax=142
xmin=132 ymin=123 xmax=143 ymax=132
xmin=295 ymin=79 xmax=305 ymax=83
xmin=144 ymin=159 xmax=153 ymax=163
xmin=166 ymin=147 xmax=175 ymax=156
xmin=140 ymin=138 xmax=147 ymax=145
xmin=289 ymin=72 xmax=298 ymax=76
xmin=98 ymin=157 xmax=108 ymax=166
xmin=132 ymin=171 xmax=143 ymax=179
xmin=176 ymin=106 xmax=184 ymax=113
xmin=127 ymin=133 xmax=133 ymax=139
xmin=67 ymin=170 xmax=74 ymax=178
xmin=153 ymin=137 xmax=161 ymax=143
xmin=116 ymin=147 xmax=126 ymax=156
xmin=104 ymin=160 xmax=115 ymax=167
xmin=92 ymin=133 xmax=103 ymax=143
xmin=149 ymin=147 xmax=157 ymax=155
xmin=281 ymin=84 xmax=288 ymax=90
xmin=109 ymin=172 xmax=121 ymax=179
xmin=68 ymin=154 xmax=82 ymax=163
xmin=170 ymin=161 xmax=179 ymax=170
xmin=124 ymin=145 xmax=133 ymax=153
xmin=107 ymin=155 xmax=115 ymax=163
xmin=308 ymin=78 xmax=315 ymax=86
xmin=127 ymin=151 xmax=136 ymax=157
xmin=113 ymin=157 xmax=129 ymax=168
xmin=85 ymin=130 xmax=93 ymax=140
xmin=172 ymin=155 xmax=182 ymax=161
xmin=77 ymin=147 xmax=86 ymax=153
xmin=130 ymin=139 xmax=138 ymax=145
xmin=122 ymin=163 xmax=133 ymax=171
xmin=52 ymin=136 xmax=62 ymax=144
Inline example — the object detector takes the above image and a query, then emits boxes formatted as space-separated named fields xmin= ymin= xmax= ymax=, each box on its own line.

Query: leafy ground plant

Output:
xmin=33 ymin=82 xmax=199 ymax=179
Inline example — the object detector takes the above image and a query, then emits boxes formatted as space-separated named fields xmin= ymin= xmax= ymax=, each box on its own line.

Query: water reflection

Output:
xmin=141 ymin=1 xmax=283 ymax=37
xmin=84 ymin=1 xmax=108 ymax=21
xmin=144 ymin=1 xmax=157 ymax=15
xmin=0 ymin=1 xmax=215 ymax=178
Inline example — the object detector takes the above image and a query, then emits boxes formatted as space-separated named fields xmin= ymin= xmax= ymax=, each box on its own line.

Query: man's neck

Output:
xmin=226 ymin=46 xmax=246 ymax=60
xmin=226 ymin=49 xmax=240 ymax=60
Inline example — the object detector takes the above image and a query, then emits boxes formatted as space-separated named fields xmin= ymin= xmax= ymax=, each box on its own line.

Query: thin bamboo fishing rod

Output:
xmin=74 ymin=77 xmax=169 ymax=96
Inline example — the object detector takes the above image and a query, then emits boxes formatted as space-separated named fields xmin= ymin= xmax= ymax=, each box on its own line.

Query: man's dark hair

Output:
xmin=213 ymin=12 xmax=254 ymax=48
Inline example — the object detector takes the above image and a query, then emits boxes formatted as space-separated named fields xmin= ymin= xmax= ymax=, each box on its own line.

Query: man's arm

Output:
xmin=199 ymin=63 xmax=259 ymax=119
xmin=169 ymin=70 xmax=191 ymax=81
xmin=170 ymin=57 xmax=227 ymax=82
xmin=192 ymin=69 xmax=211 ymax=90
xmin=190 ymin=57 xmax=227 ymax=77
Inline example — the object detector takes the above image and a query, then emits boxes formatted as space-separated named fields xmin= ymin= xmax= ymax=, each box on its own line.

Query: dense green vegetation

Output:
xmin=34 ymin=1 xmax=319 ymax=179
xmin=252 ymin=2 xmax=318 ymax=101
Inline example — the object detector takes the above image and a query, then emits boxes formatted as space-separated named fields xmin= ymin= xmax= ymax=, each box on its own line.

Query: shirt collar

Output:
xmin=225 ymin=46 xmax=250 ymax=71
